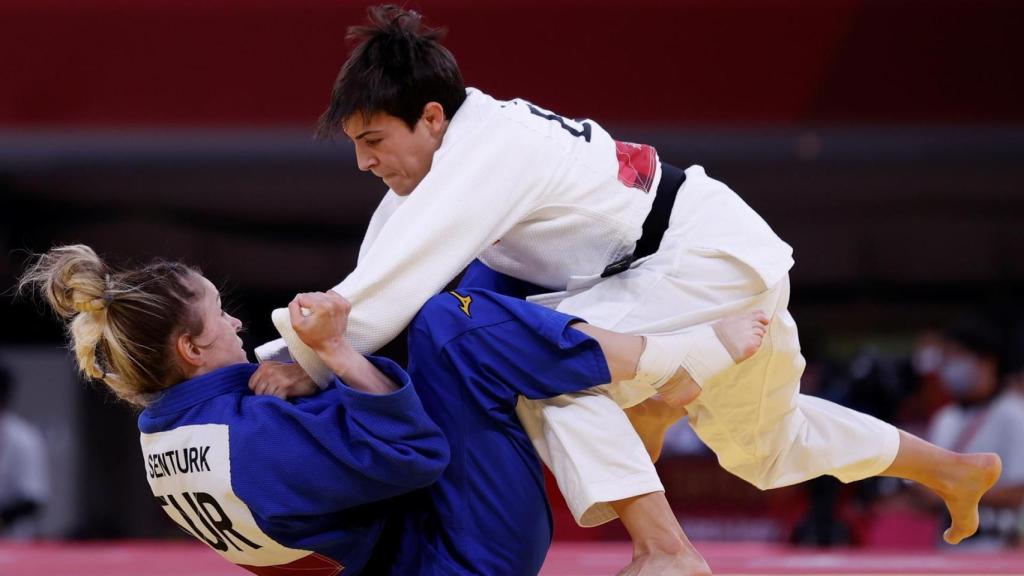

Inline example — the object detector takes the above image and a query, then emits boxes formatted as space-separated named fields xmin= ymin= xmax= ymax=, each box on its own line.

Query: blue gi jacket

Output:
xmin=137 ymin=357 xmax=449 ymax=576
xmin=136 ymin=286 xmax=610 ymax=576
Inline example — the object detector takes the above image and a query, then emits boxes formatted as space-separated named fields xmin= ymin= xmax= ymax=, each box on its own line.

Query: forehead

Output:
xmin=194 ymin=275 xmax=218 ymax=299
xmin=342 ymin=112 xmax=406 ymax=137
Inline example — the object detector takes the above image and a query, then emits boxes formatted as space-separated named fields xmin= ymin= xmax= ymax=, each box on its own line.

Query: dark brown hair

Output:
xmin=18 ymin=245 xmax=205 ymax=406
xmin=317 ymin=4 xmax=466 ymax=137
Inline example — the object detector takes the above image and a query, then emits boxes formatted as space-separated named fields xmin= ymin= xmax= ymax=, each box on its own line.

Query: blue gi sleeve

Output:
xmin=229 ymin=356 xmax=450 ymax=521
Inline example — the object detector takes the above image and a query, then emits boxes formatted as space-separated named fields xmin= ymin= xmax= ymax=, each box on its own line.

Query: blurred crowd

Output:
xmin=0 ymin=366 xmax=49 ymax=539
xmin=809 ymin=311 xmax=1024 ymax=549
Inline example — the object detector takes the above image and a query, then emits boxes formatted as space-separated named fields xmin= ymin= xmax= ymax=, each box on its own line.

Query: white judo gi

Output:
xmin=256 ymin=88 xmax=900 ymax=527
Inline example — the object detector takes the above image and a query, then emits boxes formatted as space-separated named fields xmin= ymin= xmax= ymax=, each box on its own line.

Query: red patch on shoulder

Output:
xmin=615 ymin=141 xmax=657 ymax=193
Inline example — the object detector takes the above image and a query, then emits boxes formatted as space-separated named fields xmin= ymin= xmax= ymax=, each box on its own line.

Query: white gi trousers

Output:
xmin=517 ymin=166 xmax=901 ymax=526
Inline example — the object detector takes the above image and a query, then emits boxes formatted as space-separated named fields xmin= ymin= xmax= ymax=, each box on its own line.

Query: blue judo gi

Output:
xmin=137 ymin=287 xmax=610 ymax=576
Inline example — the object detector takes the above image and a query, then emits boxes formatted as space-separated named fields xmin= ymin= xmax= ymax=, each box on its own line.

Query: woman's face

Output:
xmin=191 ymin=275 xmax=248 ymax=371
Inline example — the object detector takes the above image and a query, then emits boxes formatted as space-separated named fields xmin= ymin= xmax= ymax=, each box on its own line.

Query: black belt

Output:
xmin=602 ymin=162 xmax=687 ymax=277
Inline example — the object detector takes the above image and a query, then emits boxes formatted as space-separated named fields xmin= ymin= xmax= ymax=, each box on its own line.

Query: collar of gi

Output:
xmin=144 ymin=363 xmax=258 ymax=416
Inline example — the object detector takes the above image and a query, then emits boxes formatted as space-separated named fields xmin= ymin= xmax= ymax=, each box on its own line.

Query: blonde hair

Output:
xmin=19 ymin=245 xmax=204 ymax=406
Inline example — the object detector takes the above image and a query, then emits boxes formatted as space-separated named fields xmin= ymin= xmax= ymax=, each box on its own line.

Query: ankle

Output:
xmin=658 ymin=368 xmax=702 ymax=407
xmin=633 ymin=532 xmax=688 ymax=556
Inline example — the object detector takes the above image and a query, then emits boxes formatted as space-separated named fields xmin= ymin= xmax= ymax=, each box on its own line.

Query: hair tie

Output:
xmin=73 ymin=297 xmax=107 ymax=313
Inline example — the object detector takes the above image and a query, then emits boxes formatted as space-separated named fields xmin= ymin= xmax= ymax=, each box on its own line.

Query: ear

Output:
xmin=420 ymin=102 xmax=447 ymax=134
xmin=176 ymin=333 xmax=205 ymax=370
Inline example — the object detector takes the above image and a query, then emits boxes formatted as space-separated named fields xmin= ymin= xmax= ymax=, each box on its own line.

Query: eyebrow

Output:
xmin=353 ymin=129 xmax=382 ymax=140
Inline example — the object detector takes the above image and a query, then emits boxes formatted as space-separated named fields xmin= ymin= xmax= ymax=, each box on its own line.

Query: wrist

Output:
xmin=318 ymin=341 xmax=361 ymax=378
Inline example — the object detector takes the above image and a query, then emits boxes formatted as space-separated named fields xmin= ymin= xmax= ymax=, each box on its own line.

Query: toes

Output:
xmin=749 ymin=334 xmax=765 ymax=353
xmin=737 ymin=339 xmax=762 ymax=360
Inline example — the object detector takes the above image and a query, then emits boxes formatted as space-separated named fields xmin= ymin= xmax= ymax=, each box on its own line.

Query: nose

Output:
xmin=355 ymin=144 xmax=377 ymax=172
xmin=230 ymin=315 xmax=243 ymax=331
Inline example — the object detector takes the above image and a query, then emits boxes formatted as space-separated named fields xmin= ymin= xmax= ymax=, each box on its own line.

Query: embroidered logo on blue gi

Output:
xmin=448 ymin=291 xmax=472 ymax=318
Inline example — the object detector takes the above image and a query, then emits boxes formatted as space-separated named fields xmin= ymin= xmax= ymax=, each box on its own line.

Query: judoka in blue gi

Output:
xmin=21 ymin=245 xmax=659 ymax=576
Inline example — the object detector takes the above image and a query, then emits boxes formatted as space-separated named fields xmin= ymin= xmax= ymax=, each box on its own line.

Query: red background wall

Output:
xmin=2 ymin=0 xmax=1021 ymax=128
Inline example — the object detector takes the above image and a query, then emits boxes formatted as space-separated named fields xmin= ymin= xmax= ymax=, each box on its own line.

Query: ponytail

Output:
xmin=19 ymin=245 xmax=204 ymax=405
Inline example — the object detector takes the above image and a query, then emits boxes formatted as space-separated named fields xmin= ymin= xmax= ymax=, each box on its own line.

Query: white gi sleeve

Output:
xmin=254 ymin=192 xmax=406 ymax=363
xmin=257 ymin=119 xmax=555 ymax=358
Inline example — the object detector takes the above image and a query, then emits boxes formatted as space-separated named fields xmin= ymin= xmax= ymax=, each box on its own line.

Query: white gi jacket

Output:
xmin=263 ymin=88 xmax=661 ymax=356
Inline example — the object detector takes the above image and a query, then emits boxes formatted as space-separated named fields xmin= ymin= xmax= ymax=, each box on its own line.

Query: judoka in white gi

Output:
xmin=253 ymin=6 xmax=1002 ymax=574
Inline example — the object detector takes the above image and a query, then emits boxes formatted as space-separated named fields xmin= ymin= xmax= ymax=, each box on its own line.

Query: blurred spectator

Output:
xmin=1006 ymin=323 xmax=1024 ymax=395
xmin=0 ymin=365 xmax=49 ymax=539
xmin=906 ymin=330 xmax=952 ymax=425
xmin=928 ymin=315 xmax=1024 ymax=548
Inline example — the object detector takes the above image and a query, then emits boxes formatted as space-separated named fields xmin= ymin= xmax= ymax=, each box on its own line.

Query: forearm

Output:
xmin=320 ymin=344 xmax=399 ymax=395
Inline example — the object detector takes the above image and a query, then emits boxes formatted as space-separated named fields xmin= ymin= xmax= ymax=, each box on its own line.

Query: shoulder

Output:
xmin=459 ymin=89 xmax=593 ymax=148
xmin=374 ymin=191 xmax=405 ymax=215
xmin=233 ymin=392 xmax=335 ymax=433
xmin=450 ymin=88 xmax=505 ymax=132
xmin=139 ymin=390 xmax=297 ymax=446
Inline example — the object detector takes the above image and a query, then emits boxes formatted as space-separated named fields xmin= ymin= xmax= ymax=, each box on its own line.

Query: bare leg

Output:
xmin=573 ymin=312 xmax=768 ymax=409
xmin=625 ymin=395 xmax=689 ymax=462
xmin=569 ymin=323 xmax=710 ymax=573
xmin=881 ymin=430 xmax=1002 ymax=544
xmin=573 ymin=320 xmax=1002 ymax=550
xmin=570 ymin=322 xmax=644 ymax=382
xmin=655 ymin=312 xmax=770 ymax=407
xmin=610 ymin=493 xmax=711 ymax=576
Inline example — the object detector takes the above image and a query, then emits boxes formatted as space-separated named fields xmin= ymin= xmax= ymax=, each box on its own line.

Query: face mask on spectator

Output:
xmin=940 ymin=356 xmax=980 ymax=397
xmin=913 ymin=345 xmax=944 ymax=376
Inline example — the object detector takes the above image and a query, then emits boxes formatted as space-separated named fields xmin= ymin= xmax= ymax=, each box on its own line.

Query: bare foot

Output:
xmin=616 ymin=549 xmax=712 ymax=576
xmin=712 ymin=311 xmax=769 ymax=363
xmin=937 ymin=452 xmax=1002 ymax=544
